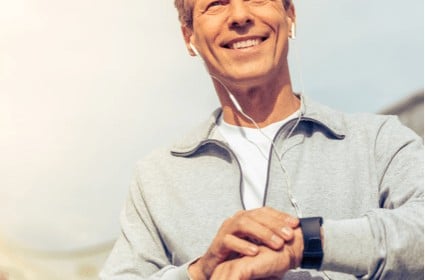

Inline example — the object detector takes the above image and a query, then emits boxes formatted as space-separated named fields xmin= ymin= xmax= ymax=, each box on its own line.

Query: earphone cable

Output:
xmin=210 ymin=74 xmax=304 ymax=218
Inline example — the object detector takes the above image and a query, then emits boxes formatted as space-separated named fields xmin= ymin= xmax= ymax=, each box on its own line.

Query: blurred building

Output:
xmin=0 ymin=91 xmax=423 ymax=280
xmin=380 ymin=91 xmax=424 ymax=138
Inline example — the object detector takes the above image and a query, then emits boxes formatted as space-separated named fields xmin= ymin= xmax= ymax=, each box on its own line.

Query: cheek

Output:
xmin=251 ymin=7 xmax=287 ymax=29
xmin=193 ymin=24 xmax=222 ymax=52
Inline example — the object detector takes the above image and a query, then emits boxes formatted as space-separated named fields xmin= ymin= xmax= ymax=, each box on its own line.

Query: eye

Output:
xmin=249 ymin=0 xmax=269 ymax=6
xmin=206 ymin=0 xmax=225 ymax=10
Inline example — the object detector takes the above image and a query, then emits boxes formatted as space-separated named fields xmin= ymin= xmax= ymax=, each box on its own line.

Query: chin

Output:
xmin=226 ymin=66 xmax=272 ymax=82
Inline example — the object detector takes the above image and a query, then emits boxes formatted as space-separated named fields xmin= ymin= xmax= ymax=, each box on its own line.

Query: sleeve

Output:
xmin=99 ymin=166 xmax=193 ymax=280
xmin=320 ymin=116 xmax=424 ymax=279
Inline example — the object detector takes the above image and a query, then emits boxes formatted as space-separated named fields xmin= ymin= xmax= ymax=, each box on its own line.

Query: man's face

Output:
xmin=184 ymin=0 xmax=295 ymax=86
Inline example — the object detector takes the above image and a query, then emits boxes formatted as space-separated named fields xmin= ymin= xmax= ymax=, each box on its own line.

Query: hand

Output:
xmin=188 ymin=207 xmax=299 ymax=280
xmin=210 ymin=227 xmax=304 ymax=280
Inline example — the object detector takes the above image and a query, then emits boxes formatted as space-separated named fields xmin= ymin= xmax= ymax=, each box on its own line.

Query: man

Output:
xmin=100 ymin=0 xmax=424 ymax=279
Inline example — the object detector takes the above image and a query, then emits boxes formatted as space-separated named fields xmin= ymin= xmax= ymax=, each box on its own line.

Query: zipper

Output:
xmin=208 ymin=140 xmax=246 ymax=210
xmin=262 ymin=118 xmax=300 ymax=207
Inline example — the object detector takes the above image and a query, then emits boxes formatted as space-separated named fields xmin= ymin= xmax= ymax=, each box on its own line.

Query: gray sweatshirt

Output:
xmin=100 ymin=96 xmax=424 ymax=279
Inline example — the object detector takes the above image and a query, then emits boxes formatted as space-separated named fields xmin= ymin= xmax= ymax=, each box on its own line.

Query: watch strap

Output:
xmin=299 ymin=216 xmax=323 ymax=269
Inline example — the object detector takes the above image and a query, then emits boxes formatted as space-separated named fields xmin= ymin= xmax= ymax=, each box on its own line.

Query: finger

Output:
xmin=201 ymin=234 xmax=259 ymax=277
xmin=248 ymin=207 xmax=299 ymax=240
xmin=259 ymin=207 xmax=299 ymax=227
xmin=222 ymin=234 xmax=259 ymax=256
xmin=228 ymin=216 xmax=285 ymax=250
xmin=257 ymin=207 xmax=299 ymax=227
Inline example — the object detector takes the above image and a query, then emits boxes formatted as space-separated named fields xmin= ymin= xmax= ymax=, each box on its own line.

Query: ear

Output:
xmin=181 ymin=25 xmax=197 ymax=56
xmin=286 ymin=2 xmax=296 ymax=38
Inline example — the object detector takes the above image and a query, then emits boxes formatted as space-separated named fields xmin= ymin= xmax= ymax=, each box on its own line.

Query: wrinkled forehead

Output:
xmin=177 ymin=0 xmax=292 ymax=28
xmin=188 ymin=0 xmax=291 ymax=9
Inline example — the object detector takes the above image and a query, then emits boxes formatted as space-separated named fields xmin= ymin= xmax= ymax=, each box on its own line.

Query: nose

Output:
xmin=227 ymin=1 xmax=253 ymax=28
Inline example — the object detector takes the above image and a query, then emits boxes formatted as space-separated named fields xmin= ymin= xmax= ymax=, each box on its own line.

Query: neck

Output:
xmin=213 ymin=75 xmax=300 ymax=128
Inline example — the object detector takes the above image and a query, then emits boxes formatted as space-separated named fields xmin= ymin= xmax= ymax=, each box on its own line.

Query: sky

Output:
xmin=0 ymin=0 xmax=423 ymax=251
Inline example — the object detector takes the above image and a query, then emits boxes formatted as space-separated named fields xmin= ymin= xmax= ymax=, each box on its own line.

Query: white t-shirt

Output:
xmin=217 ymin=111 xmax=300 ymax=210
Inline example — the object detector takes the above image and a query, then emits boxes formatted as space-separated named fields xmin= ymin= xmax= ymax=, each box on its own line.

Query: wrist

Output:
xmin=188 ymin=258 xmax=207 ymax=280
xmin=293 ymin=228 xmax=304 ymax=268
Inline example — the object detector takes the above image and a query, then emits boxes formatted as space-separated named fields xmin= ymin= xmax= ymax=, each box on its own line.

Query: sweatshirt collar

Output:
xmin=171 ymin=94 xmax=346 ymax=155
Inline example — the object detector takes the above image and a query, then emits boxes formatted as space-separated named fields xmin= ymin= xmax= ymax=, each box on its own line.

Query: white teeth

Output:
xmin=231 ymin=38 xmax=261 ymax=49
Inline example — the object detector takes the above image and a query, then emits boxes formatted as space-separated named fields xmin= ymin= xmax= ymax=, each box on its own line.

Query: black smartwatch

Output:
xmin=299 ymin=217 xmax=323 ymax=270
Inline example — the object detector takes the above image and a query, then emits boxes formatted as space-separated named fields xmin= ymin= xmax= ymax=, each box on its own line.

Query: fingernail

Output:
xmin=281 ymin=227 xmax=292 ymax=237
xmin=271 ymin=234 xmax=283 ymax=246
xmin=248 ymin=245 xmax=258 ymax=254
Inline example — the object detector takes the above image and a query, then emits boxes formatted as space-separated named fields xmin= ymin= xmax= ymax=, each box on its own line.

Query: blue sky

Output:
xmin=0 ymin=0 xmax=423 ymax=251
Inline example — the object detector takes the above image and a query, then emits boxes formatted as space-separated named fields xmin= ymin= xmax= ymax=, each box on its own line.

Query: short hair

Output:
xmin=174 ymin=0 xmax=292 ymax=28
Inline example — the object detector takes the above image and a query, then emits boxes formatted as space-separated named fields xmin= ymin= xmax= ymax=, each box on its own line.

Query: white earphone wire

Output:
xmin=190 ymin=40 xmax=304 ymax=218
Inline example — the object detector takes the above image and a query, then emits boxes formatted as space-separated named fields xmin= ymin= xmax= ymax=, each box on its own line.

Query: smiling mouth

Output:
xmin=223 ymin=37 xmax=267 ymax=49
